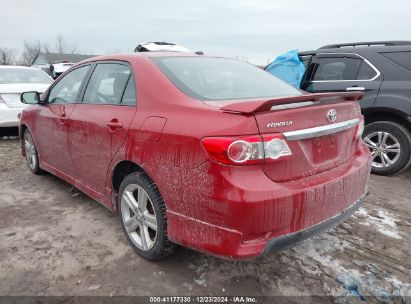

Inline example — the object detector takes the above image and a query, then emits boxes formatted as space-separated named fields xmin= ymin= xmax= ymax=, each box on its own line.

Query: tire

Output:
xmin=118 ymin=171 xmax=177 ymax=260
xmin=23 ymin=129 xmax=43 ymax=175
xmin=363 ymin=121 xmax=411 ymax=175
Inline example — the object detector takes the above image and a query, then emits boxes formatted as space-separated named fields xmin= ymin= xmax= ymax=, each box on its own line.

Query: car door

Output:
xmin=34 ymin=64 xmax=91 ymax=176
xmin=301 ymin=53 xmax=383 ymax=109
xmin=68 ymin=61 xmax=137 ymax=196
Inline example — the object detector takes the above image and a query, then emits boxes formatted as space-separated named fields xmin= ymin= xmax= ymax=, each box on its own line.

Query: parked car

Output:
xmin=19 ymin=52 xmax=371 ymax=260
xmin=134 ymin=41 xmax=189 ymax=52
xmin=49 ymin=61 xmax=75 ymax=79
xmin=0 ymin=66 xmax=53 ymax=128
xmin=297 ymin=41 xmax=411 ymax=175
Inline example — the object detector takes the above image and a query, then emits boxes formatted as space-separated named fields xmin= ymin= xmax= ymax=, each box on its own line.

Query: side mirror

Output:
xmin=20 ymin=91 xmax=41 ymax=104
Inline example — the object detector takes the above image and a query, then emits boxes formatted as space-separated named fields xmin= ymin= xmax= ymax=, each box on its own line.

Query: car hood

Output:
xmin=0 ymin=83 xmax=51 ymax=94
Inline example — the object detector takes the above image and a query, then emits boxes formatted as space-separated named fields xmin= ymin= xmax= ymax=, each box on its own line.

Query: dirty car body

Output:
xmin=19 ymin=52 xmax=372 ymax=260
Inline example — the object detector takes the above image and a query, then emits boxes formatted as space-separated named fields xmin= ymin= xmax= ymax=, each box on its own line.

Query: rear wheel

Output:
xmin=118 ymin=172 xmax=177 ymax=260
xmin=363 ymin=121 xmax=411 ymax=175
xmin=23 ymin=129 xmax=43 ymax=174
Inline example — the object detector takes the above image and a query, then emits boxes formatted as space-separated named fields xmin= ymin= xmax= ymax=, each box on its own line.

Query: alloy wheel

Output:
xmin=363 ymin=131 xmax=401 ymax=168
xmin=120 ymin=184 xmax=158 ymax=251
xmin=24 ymin=131 xmax=37 ymax=171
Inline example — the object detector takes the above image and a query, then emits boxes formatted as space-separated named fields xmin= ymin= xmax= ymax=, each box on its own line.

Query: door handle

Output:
xmin=346 ymin=86 xmax=365 ymax=92
xmin=106 ymin=120 xmax=123 ymax=129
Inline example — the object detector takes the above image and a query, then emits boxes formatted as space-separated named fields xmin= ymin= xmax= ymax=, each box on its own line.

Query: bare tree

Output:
xmin=0 ymin=47 xmax=15 ymax=65
xmin=20 ymin=40 xmax=42 ymax=66
xmin=55 ymin=33 xmax=68 ymax=54
xmin=70 ymin=41 xmax=78 ymax=54
xmin=19 ymin=35 xmax=81 ymax=66
xmin=42 ymin=43 xmax=52 ymax=54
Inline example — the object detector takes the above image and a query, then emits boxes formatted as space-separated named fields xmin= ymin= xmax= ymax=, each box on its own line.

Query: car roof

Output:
xmin=299 ymin=43 xmax=411 ymax=56
xmin=77 ymin=52 xmax=222 ymax=65
xmin=318 ymin=45 xmax=411 ymax=53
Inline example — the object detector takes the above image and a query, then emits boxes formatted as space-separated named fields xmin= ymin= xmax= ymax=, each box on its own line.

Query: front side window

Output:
xmin=83 ymin=63 xmax=131 ymax=105
xmin=153 ymin=57 xmax=302 ymax=101
xmin=48 ymin=65 xmax=90 ymax=104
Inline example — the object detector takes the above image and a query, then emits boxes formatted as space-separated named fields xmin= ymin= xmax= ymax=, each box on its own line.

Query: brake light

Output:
xmin=201 ymin=134 xmax=292 ymax=165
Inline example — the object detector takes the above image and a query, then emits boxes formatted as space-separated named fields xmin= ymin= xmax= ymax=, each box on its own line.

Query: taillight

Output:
xmin=228 ymin=139 xmax=263 ymax=163
xmin=263 ymin=134 xmax=293 ymax=160
xmin=201 ymin=134 xmax=292 ymax=165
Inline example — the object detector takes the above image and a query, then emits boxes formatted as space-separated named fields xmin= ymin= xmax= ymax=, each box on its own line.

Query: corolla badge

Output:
xmin=267 ymin=121 xmax=293 ymax=128
xmin=327 ymin=109 xmax=337 ymax=123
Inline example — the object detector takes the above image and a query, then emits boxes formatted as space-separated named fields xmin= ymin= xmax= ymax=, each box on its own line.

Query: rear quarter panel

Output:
xmin=106 ymin=56 xmax=260 ymax=215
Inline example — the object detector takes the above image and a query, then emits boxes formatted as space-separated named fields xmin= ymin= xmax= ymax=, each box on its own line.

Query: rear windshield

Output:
xmin=0 ymin=68 xmax=52 ymax=84
xmin=153 ymin=57 xmax=302 ymax=101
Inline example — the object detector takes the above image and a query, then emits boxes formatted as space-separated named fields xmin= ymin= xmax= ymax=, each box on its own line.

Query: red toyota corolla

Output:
xmin=19 ymin=52 xmax=371 ymax=260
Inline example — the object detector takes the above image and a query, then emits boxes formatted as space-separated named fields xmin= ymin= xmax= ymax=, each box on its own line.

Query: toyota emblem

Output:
xmin=327 ymin=109 xmax=337 ymax=123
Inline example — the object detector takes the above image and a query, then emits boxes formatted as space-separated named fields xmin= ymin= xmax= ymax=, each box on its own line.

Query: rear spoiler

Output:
xmin=220 ymin=92 xmax=363 ymax=114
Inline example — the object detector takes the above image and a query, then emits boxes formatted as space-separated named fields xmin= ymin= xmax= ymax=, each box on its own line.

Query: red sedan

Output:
xmin=19 ymin=52 xmax=371 ymax=260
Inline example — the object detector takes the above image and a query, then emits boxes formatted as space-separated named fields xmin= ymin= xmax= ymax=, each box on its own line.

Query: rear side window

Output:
xmin=153 ymin=57 xmax=302 ymax=101
xmin=380 ymin=52 xmax=411 ymax=71
xmin=121 ymin=75 xmax=136 ymax=105
xmin=312 ymin=57 xmax=362 ymax=81
xmin=83 ymin=63 xmax=131 ymax=105
xmin=357 ymin=61 xmax=377 ymax=80
xmin=312 ymin=56 xmax=377 ymax=81
xmin=48 ymin=65 xmax=90 ymax=104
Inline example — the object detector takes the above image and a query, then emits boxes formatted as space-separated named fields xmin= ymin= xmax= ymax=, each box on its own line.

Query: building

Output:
xmin=31 ymin=52 xmax=98 ymax=78
xmin=31 ymin=52 xmax=97 ymax=66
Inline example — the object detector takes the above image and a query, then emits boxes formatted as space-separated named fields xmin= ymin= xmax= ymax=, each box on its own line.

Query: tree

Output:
xmin=55 ymin=33 xmax=68 ymax=54
xmin=19 ymin=35 xmax=81 ymax=66
xmin=20 ymin=40 xmax=42 ymax=66
xmin=42 ymin=43 xmax=52 ymax=54
xmin=70 ymin=41 xmax=78 ymax=54
xmin=55 ymin=34 xmax=79 ymax=54
xmin=0 ymin=47 xmax=15 ymax=65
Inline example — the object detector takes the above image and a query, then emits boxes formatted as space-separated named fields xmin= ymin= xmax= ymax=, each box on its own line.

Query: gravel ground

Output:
xmin=0 ymin=137 xmax=410 ymax=301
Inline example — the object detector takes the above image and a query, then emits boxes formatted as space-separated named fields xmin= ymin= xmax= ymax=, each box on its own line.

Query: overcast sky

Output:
xmin=1 ymin=0 xmax=410 ymax=65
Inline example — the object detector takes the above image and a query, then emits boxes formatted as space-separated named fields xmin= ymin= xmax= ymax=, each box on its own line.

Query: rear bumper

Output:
xmin=167 ymin=144 xmax=372 ymax=259
xmin=262 ymin=192 xmax=365 ymax=256
xmin=0 ymin=105 xmax=23 ymax=127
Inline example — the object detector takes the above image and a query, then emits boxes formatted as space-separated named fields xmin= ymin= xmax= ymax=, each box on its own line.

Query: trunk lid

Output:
xmin=0 ymin=83 xmax=50 ymax=108
xmin=217 ymin=92 xmax=363 ymax=182
xmin=1 ymin=93 xmax=27 ymax=108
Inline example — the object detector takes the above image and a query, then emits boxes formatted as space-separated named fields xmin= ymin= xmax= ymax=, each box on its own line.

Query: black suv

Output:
xmin=299 ymin=41 xmax=411 ymax=175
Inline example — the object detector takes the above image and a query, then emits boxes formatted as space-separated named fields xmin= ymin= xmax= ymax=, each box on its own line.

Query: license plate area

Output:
xmin=310 ymin=134 xmax=338 ymax=164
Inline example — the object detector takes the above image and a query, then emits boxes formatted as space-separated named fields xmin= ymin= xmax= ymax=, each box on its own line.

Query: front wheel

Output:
xmin=363 ymin=121 xmax=411 ymax=175
xmin=118 ymin=172 xmax=177 ymax=260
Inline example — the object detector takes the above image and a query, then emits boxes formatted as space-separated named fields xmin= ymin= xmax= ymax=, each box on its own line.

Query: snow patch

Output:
xmin=355 ymin=207 xmax=402 ymax=239
xmin=292 ymin=232 xmax=352 ymax=274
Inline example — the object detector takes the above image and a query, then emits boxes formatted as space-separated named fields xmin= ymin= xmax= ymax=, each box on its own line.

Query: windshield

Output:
xmin=153 ymin=57 xmax=302 ymax=101
xmin=0 ymin=68 xmax=52 ymax=84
